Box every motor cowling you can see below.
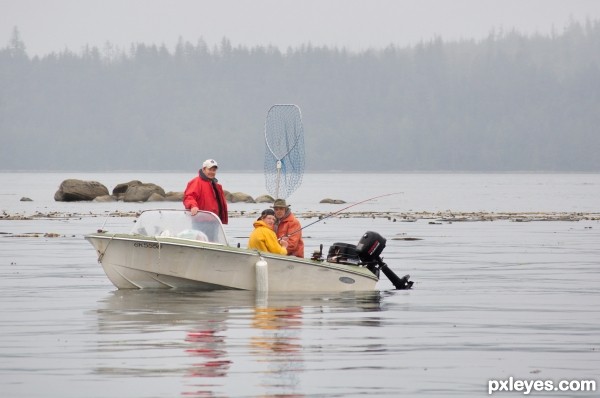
[327,242,361,265]
[355,231,387,262]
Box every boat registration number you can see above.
[133,242,159,249]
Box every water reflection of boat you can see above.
[185,326,231,378]
[94,289,383,395]
[251,305,304,353]
[250,304,305,393]
[96,289,383,323]
[95,290,235,381]
[85,209,413,292]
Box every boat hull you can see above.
[85,233,378,292]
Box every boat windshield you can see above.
[130,210,229,245]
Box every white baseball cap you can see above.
[202,159,218,169]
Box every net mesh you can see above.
[264,104,305,199]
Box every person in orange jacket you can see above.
[248,209,288,254]
[183,159,228,224]
[272,199,304,258]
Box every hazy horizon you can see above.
[3,0,600,56]
[2,2,600,173]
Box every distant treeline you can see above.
[1,22,600,172]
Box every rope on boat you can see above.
[97,234,116,263]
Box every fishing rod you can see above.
[284,192,401,238]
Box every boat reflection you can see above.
[250,298,305,394]
[94,289,383,396]
[185,321,231,378]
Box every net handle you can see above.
[275,160,282,200]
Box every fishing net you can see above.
[264,104,305,199]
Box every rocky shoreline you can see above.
[13,178,586,222]
[2,209,599,222]
[4,180,600,223]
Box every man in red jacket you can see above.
[183,159,228,224]
[273,199,304,258]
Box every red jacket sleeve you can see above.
[183,178,200,210]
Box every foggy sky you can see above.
[2,0,600,56]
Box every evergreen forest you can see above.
[1,21,599,172]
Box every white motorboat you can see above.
[85,209,413,292]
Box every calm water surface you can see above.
[1,173,599,397]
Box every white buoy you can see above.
[255,257,268,292]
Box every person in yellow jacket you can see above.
[248,209,288,255]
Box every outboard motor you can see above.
[356,231,413,290]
